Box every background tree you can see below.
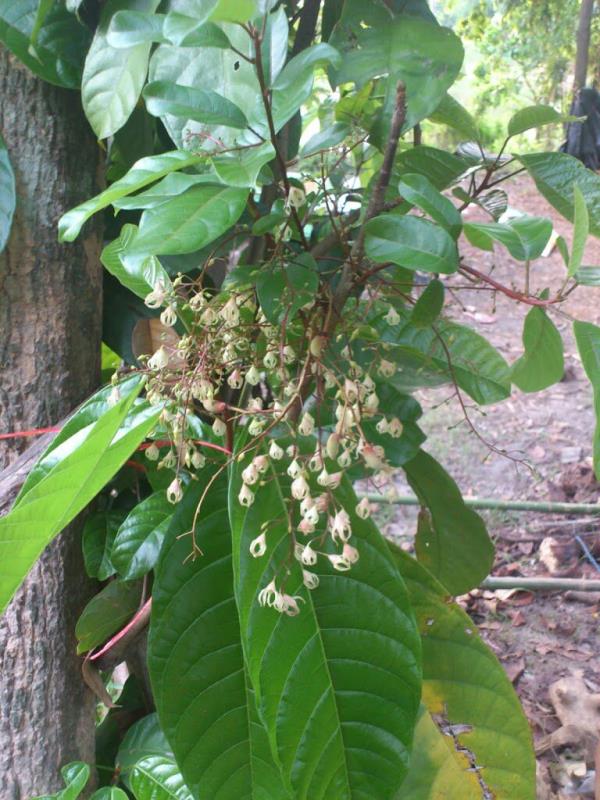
[0,41,102,796]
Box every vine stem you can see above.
[459,263,566,307]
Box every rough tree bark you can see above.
[0,45,103,798]
[574,0,595,92]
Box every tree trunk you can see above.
[574,0,595,92]
[0,45,103,798]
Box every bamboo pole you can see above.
[360,494,600,516]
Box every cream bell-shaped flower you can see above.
[291,475,310,500]
[258,579,279,607]
[191,450,206,469]
[330,510,352,543]
[166,477,183,505]
[308,450,323,473]
[337,449,352,468]
[302,569,320,590]
[274,592,304,616]
[300,496,314,516]
[269,441,284,460]
[361,443,386,470]
[342,543,360,564]
[388,417,404,438]
[326,433,340,460]
[242,463,259,486]
[220,296,239,326]
[304,505,319,526]
[148,346,169,370]
[160,305,178,327]
[378,359,396,377]
[297,518,315,536]
[145,442,160,461]
[355,497,371,519]
[246,365,261,386]
[287,459,302,479]
[298,412,315,436]
[227,369,243,390]
[253,454,269,474]
[144,279,167,309]
[385,306,401,325]
[300,543,318,566]
[327,553,351,571]
[249,532,267,558]
[212,418,227,437]
[238,483,255,507]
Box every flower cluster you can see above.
[138,272,406,613]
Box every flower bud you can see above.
[166,477,183,504]
[249,532,267,558]
[212,418,227,437]
[238,483,255,507]
[145,443,160,461]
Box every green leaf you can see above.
[208,0,257,23]
[143,81,248,128]
[398,174,462,237]
[229,460,422,799]
[82,510,126,580]
[112,172,217,211]
[75,578,141,654]
[82,0,160,140]
[429,93,480,142]
[507,104,571,138]
[393,548,536,799]
[364,215,459,274]
[395,146,472,190]
[102,227,172,299]
[0,133,15,253]
[148,476,291,798]
[300,122,350,156]
[0,382,160,614]
[397,706,483,798]
[256,253,319,324]
[111,491,174,579]
[576,266,600,285]
[511,307,564,393]
[117,713,173,777]
[59,150,206,242]
[212,141,275,187]
[29,0,54,49]
[574,321,600,479]
[126,184,248,257]
[271,43,342,131]
[163,14,230,47]
[90,789,129,800]
[520,151,600,238]
[107,9,166,47]
[32,762,90,800]
[130,756,193,800]
[333,12,463,142]
[411,279,445,327]
[0,0,91,89]
[569,184,589,277]
[383,313,511,404]
[403,450,494,595]
[464,217,553,261]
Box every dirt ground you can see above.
[382,175,600,798]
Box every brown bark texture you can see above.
[0,44,103,798]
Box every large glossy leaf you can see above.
[574,321,600,478]
[395,146,473,190]
[75,578,141,654]
[256,254,319,324]
[403,450,494,595]
[384,314,511,404]
[113,172,217,210]
[102,227,173,299]
[91,789,129,800]
[148,476,291,799]
[229,460,422,800]
[107,9,166,46]
[393,548,536,799]
[32,762,90,800]
[163,14,230,47]
[364,215,459,274]
[130,756,194,800]
[429,93,480,142]
[82,509,127,580]
[143,81,248,128]
[507,104,570,138]
[332,7,463,142]
[111,491,174,579]
[398,173,462,238]
[520,151,600,238]
[0,0,91,89]
[59,150,206,242]
[117,713,173,777]
[569,184,589,277]
[82,0,160,140]
[511,307,564,393]
[0,383,160,614]
[212,142,275,187]
[0,133,15,253]
[396,706,482,798]
[464,217,553,261]
[125,184,248,257]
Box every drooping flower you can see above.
[355,497,371,519]
[298,412,315,436]
[385,306,401,325]
[302,569,319,590]
[220,296,239,326]
[212,418,227,437]
[291,475,310,500]
[269,441,284,460]
[327,553,351,571]
[300,543,318,566]
[242,463,259,485]
[246,365,261,386]
[249,532,267,558]
[166,477,183,504]
[145,442,160,462]
[148,346,169,370]
[160,305,178,327]
[258,579,279,607]
[144,279,168,309]
[342,543,360,564]
[238,483,255,507]
[330,510,352,543]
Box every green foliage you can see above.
[511,307,564,393]
[574,321,600,479]
[32,762,90,800]
[8,1,599,797]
